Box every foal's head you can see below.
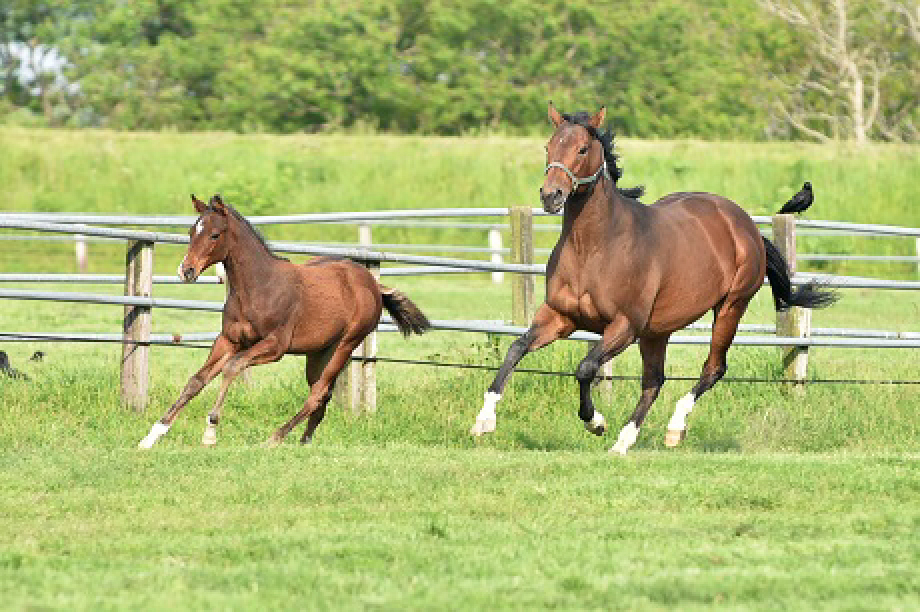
[178,194,232,283]
[540,102,608,213]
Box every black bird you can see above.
[0,351,30,380]
[30,350,45,362]
[777,181,813,215]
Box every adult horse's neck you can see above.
[560,174,632,243]
[221,212,280,296]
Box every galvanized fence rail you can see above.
[2,209,919,412]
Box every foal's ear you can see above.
[191,193,207,214]
[548,101,564,128]
[588,106,606,129]
[209,194,227,215]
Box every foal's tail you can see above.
[763,237,838,312]
[380,287,431,337]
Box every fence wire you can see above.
[2,332,918,386]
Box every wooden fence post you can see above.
[122,240,154,411]
[489,227,504,284]
[510,207,534,326]
[773,214,810,383]
[346,224,378,415]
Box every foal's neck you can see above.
[221,219,279,294]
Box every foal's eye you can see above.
[578,145,589,155]
[210,232,220,240]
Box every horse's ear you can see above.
[548,101,564,128]
[209,194,227,215]
[191,193,207,214]
[588,106,606,129]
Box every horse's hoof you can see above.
[608,443,629,456]
[201,429,217,447]
[584,422,606,436]
[583,412,607,436]
[470,418,496,436]
[664,428,686,448]
[262,436,282,448]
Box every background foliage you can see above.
[2,0,917,140]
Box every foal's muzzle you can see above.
[178,260,198,283]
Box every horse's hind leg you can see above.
[610,335,668,455]
[665,297,750,447]
[471,305,575,436]
[299,346,336,445]
[268,339,357,447]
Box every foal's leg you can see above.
[471,305,575,436]
[267,339,358,447]
[204,334,288,447]
[665,298,749,447]
[574,316,636,436]
[610,335,668,455]
[299,346,336,445]
[139,334,236,449]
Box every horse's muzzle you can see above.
[540,186,567,214]
[178,262,198,283]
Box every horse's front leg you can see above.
[138,334,236,449]
[206,333,288,447]
[574,316,636,437]
[471,305,574,436]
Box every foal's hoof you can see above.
[664,428,686,448]
[201,427,217,447]
[470,418,496,437]
[262,436,283,449]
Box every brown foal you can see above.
[139,194,429,448]
[471,103,835,454]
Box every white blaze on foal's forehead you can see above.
[194,219,204,236]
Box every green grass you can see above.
[2,130,920,609]
[1,447,918,610]
[2,128,920,279]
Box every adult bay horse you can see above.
[471,103,835,455]
[139,194,430,449]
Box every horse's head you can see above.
[178,194,231,283]
[540,102,607,213]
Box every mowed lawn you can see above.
[1,446,918,611]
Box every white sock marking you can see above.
[471,392,501,435]
[584,410,606,433]
[138,421,170,449]
[668,393,696,431]
[477,391,500,422]
[610,422,639,455]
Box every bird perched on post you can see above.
[777,181,813,215]
[0,350,30,380]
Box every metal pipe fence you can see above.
[2,209,919,410]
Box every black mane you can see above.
[560,111,645,201]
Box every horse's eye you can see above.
[578,145,589,155]
[210,232,220,240]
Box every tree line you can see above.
[2,0,917,141]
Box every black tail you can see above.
[763,237,837,311]
[380,287,431,337]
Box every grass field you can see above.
[1,129,919,609]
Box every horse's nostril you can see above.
[183,267,196,281]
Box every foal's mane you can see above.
[209,201,288,261]
[560,111,645,201]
